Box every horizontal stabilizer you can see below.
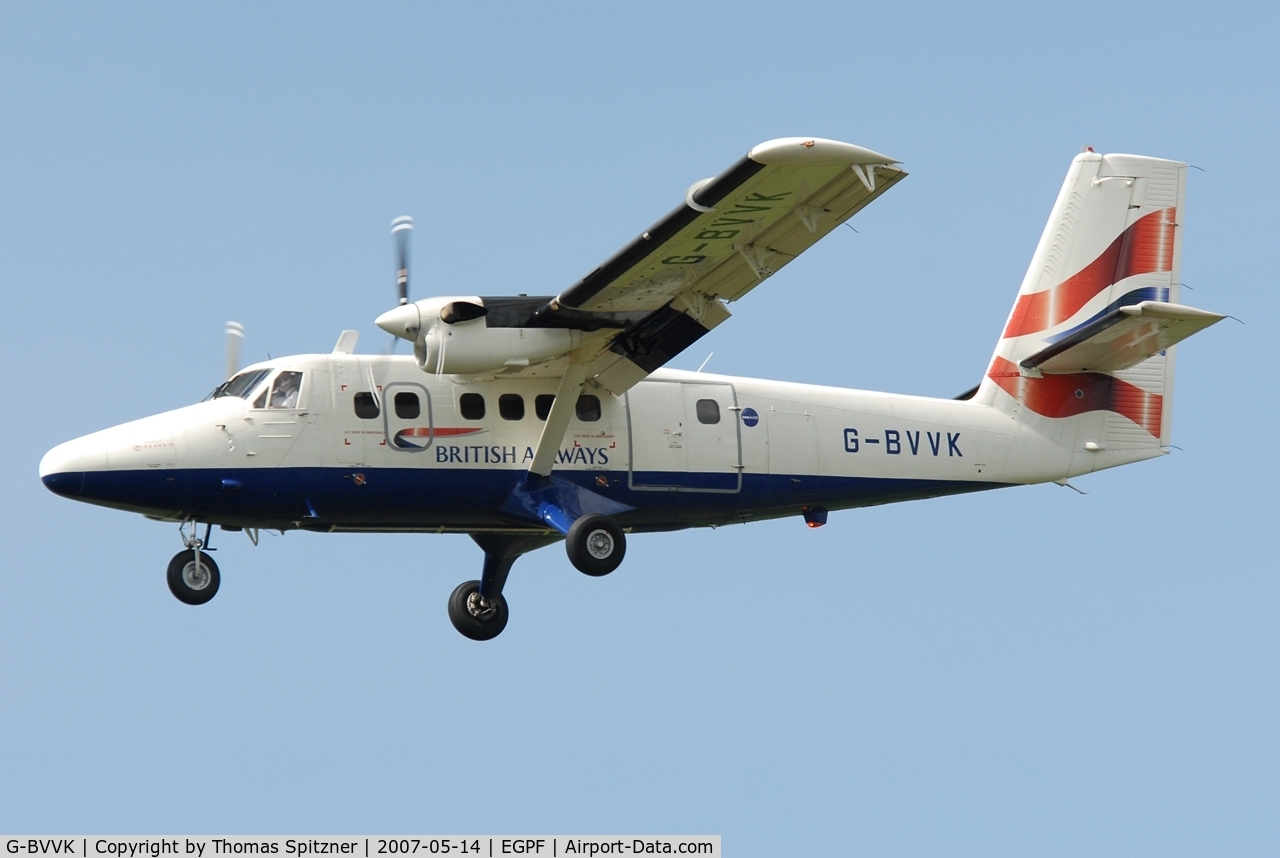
[1019,301,1224,375]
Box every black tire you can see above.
[566,514,626,577]
[448,580,509,641]
[167,549,221,605]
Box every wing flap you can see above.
[584,293,733,394]
[1020,301,1224,375]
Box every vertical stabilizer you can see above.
[977,151,1187,474]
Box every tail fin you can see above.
[977,151,1220,473]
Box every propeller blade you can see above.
[225,321,245,381]
[391,215,413,306]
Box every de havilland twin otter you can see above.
[39,137,1223,639]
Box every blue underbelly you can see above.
[52,467,1003,531]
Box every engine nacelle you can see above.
[419,318,584,374]
[378,296,587,375]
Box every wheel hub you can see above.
[182,561,211,591]
[586,529,614,560]
[466,591,497,620]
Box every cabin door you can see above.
[626,380,741,493]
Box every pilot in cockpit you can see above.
[269,371,302,409]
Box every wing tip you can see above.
[748,137,898,166]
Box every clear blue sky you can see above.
[2,2,1276,854]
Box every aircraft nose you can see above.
[39,437,108,498]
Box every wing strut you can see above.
[528,358,591,479]
[505,350,637,538]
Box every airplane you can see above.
[39,137,1224,640]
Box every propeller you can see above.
[388,216,414,353]
[376,213,490,371]
[225,321,245,381]
[392,215,413,304]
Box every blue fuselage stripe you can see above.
[43,467,1006,532]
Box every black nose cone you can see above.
[42,472,85,498]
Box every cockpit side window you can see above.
[207,368,271,401]
[269,371,303,408]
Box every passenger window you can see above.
[269,371,303,409]
[394,391,420,419]
[459,393,485,420]
[696,399,720,424]
[576,394,601,422]
[354,392,380,419]
[499,393,525,420]
[535,394,555,421]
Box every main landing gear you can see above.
[447,580,508,641]
[566,514,626,577]
[167,520,221,605]
[448,533,552,642]
[448,517,627,641]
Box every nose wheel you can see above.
[167,549,221,605]
[167,519,221,605]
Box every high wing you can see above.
[373,138,907,481]
[545,137,906,393]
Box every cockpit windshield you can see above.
[206,368,271,401]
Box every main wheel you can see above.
[167,549,221,605]
[448,580,509,641]
[566,514,626,577]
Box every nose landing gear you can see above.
[167,520,221,605]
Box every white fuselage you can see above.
[39,353,1153,534]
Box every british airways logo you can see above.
[844,428,962,457]
[434,444,612,465]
